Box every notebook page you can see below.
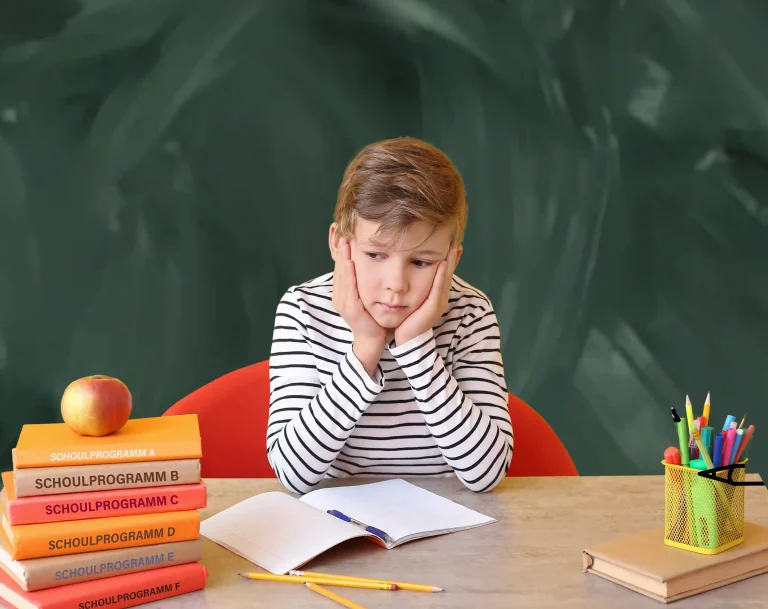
[200,492,371,574]
[300,479,496,544]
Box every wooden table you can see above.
[167,474,768,609]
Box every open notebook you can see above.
[200,479,496,574]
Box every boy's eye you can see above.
[413,260,433,268]
[365,252,384,260]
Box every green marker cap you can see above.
[689,458,707,471]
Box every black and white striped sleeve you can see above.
[267,287,385,494]
[389,302,513,492]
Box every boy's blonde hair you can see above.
[334,136,467,247]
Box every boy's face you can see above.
[330,218,462,329]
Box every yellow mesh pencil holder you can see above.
[662,459,747,555]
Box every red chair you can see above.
[163,361,578,479]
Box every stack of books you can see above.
[0,414,208,608]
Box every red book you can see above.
[1,472,207,526]
[0,561,207,609]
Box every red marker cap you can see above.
[664,446,681,465]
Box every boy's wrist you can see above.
[390,328,433,353]
[352,338,385,378]
[393,325,426,347]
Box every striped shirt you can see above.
[267,272,514,494]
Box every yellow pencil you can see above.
[307,582,369,609]
[685,395,695,431]
[238,572,396,590]
[702,392,711,427]
[288,569,443,593]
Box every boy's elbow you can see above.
[271,465,317,495]
[458,447,512,493]
[275,475,310,495]
[458,474,503,493]
[268,456,324,496]
[457,468,507,493]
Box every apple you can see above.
[60,375,133,436]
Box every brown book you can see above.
[582,521,768,603]
[12,459,201,498]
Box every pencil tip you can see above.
[706,391,710,403]
[434,587,444,592]
[237,573,247,578]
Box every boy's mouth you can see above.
[377,303,407,312]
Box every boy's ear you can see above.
[453,244,463,271]
[328,223,341,260]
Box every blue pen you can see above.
[327,510,395,545]
[730,429,744,465]
[713,432,724,468]
[722,415,735,432]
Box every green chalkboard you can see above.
[1,0,767,482]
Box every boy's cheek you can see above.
[409,292,430,311]
[355,277,376,304]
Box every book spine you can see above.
[12,459,201,498]
[22,539,203,592]
[14,415,202,469]
[15,441,202,469]
[6,483,207,525]
[46,562,208,609]
[6,510,200,560]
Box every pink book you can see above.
[0,561,207,609]
[1,472,206,526]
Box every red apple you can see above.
[60,375,133,436]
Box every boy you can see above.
[267,137,513,494]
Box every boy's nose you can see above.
[384,267,408,294]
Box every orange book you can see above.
[13,415,201,468]
[1,507,200,560]
[0,561,207,609]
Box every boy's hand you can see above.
[333,238,387,376]
[393,247,460,347]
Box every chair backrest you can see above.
[505,392,578,477]
[163,361,578,478]
[164,361,275,478]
